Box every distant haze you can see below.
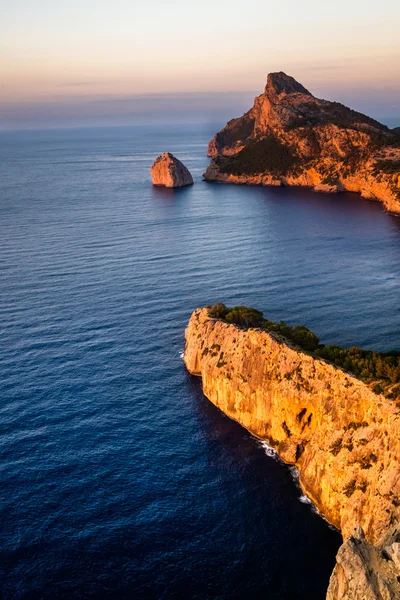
[1,0,399,129]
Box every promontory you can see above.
[151,152,193,188]
[184,304,400,599]
[204,72,400,214]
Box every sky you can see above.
[1,0,400,129]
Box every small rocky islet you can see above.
[150,152,193,188]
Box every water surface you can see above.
[1,124,400,599]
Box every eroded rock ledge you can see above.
[204,72,400,214]
[184,307,400,598]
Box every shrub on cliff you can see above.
[207,303,400,397]
[209,303,319,350]
[313,346,400,390]
[372,160,400,176]
[225,306,264,328]
[262,320,320,352]
[286,325,320,352]
[209,302,229,319]
[219,135,297,176]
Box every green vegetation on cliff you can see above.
[208,303,400,398]
[218,135,298,176]
[372,159,400,176]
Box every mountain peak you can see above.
[204,72,400,213]
[265,72,312,97]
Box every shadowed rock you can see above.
[150,152,193,188]
[327,526,400,600]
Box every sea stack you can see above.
[204,71,400,214]
[150,152,193,188]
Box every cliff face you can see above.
[184,308,400,545]
[184,307,400,598]
[326,526,400,599]
[150,152,193,188]
[204,72,400,214]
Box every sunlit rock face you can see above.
[150,152,193,188]
[204,72,400,214]
[184,307,400,599]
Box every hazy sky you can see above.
[1,0,400,128]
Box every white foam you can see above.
[179,349,184,359]
[288,465,321,515]
[257,437,337,529]
[259,440,279,459]
[299,494,313,505]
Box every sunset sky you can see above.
[1,0,400,129]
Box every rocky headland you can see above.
[204,72,400,214]
[184,305,400,599]
[150,152,193,188]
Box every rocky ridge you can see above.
[184,307,400,599]
[204,72,400,214]
[150,152,193,188]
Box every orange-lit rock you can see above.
[204,72,400,214]
[150,152,193,188]
[184,307,400,598]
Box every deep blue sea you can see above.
[1,124,400,599]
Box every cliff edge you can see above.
[204,72,400,214]
[184,307,400,598]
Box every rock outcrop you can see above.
[327,526,400,600]
[184,307,400,598]
[204,72,400,214]
[150,152,193,188]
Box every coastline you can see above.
[184,306,400,598]
[256,436,340,530]
[203,167,400,216]
[203,72,400,216]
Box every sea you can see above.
[1,123,400,599]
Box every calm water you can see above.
[1,124,400,599]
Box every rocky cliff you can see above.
[204,72,400,214]
[184,307,400,598]
[150,152,193,187]
[327,526,400,600]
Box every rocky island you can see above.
[184,305,400,599]
[150,152,193,188]
[204,72,400,214]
